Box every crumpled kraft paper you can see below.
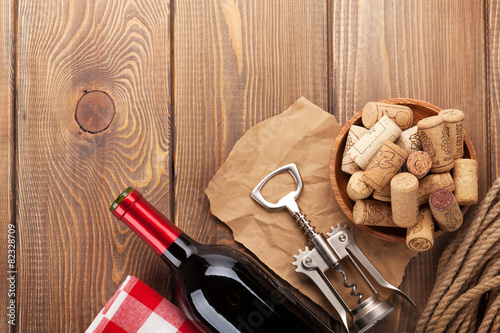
[205,97,417,318]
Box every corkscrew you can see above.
[251,163,415,333]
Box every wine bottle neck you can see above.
[110,188,183,256]
[161,234,197,269]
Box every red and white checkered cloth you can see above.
[87,276,201,333]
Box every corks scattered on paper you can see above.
[205,97,417,318]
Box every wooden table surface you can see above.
[1,1,499,332]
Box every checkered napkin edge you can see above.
[86,276,201,333]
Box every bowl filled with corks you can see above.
[329,98,478,250]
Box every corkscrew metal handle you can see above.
[252,163,416,333]
[251,163,303,212]
[251,163,318,239]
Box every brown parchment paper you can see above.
[205,97,417,318]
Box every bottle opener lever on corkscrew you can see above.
[251,163,416,333]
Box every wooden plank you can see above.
[487,0,500,180]
[173,0,333,327]
[331,0,488,196]
[16,1,172,331]
[0,0,15,332]
[331,1,487,332]
[173,0,328,242]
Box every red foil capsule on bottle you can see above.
[111,188,182,255]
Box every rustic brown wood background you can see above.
[1,0,498,332]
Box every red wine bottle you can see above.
[110,187,332,333]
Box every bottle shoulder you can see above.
[175,246,317,333]
[181,244,277,287]
[178,245,259,282]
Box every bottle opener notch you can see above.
[251,163,415,333]
[251,163,302,211]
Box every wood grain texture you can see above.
[331,1,487,332]
[16,1,172,331]
[173,0,334,328]
[0,1,14,332]
[5,0,496,332]
[487,0,500,180]
[331,0,488,197]
[173,0,328,246]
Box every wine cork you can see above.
[429,189,463,232]
[347,171,374,201]
[373,185,391,202]
[362,141,408,192]
[394,126,422,154]
[418,116,454,173]
[353,200,397,227]
[406,206,434,252]
[452,158,478,205]
[348,115,403,170]
[406,151,432,179]
[390,173,419,228]
[362,102,413,130]
[439,109,464,159]
[418,173,455,205]
[341,125,369,175]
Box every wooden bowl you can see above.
[329,98,477,243]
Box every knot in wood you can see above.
[75,91,115,133]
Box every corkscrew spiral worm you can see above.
[335,266,364,304]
